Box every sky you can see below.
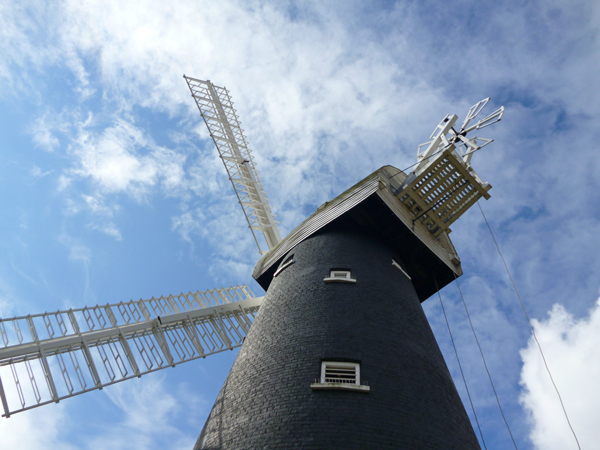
[0,0,599,448]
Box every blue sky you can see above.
[1,0,599,448]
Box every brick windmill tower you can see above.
[0,79,502,449]
[189,86,504,449]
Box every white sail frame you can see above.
[184,76,282,254]
[0,285,262,417]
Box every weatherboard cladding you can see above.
[253,165,462,301]
[252,169,382,282]
[194,226,480,449]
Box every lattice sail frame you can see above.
[396,99,503,237]
[184,76,281,254]
[397,148,491,237]
[0,285,262,417]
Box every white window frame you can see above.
[392,259,411,280]
[323,270,356,283]
[274,254,295,277]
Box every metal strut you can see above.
[184,75,282,254]
[0,285,263,417]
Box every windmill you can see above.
[0,77,503,449]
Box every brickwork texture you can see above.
[194,221,481,449]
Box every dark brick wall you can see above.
[195,223,480,449]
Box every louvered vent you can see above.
[335,271,348,278]
[323,362,358,384]
[311,361,369,392]
[323,270,356,283]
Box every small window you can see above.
[311,361,370,392]
[274,253,295,277]
[323,270,356,283]
[392,259,411,280]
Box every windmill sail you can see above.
[184,76,282,254]
[397,99,504,237]
[0,285,262,417]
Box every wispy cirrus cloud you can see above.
[86,376,204,450]
[30,165,52,178]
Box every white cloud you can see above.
[67,118,187,199]
[0,1,599,449]
[70,120,155,193]
[78,195,123,240]
[31,113,61,152]
[171,195,260,278]
[89,222,122,241]
[520,298,600,449]
[59,235,92,265]
[28,0,445,209]
[30,165,52,178]
[85,376,202,450]
[57,174,73,191]
[0,373,202,450]
[0,404,77,450]
[57,234,93,304]
[82,194,114,217]
[0,277,19,318]
[171,210,204,246]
